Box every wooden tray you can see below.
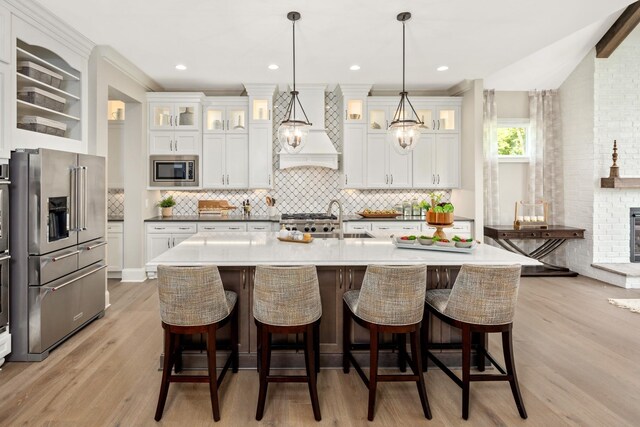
[277,236,314,244]
[357,212,402,218]
[393,240,477,253]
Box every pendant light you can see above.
[278,11,312,154]
[387,12,423,155]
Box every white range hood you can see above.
[279,84,339,170]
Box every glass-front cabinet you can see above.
[368,106,388,133]
[149,101,200,131]
[251,98,271,122]
[345,98,364,123]
[437,106,459,132]
[203,99,248,133]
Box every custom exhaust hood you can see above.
[279,84,339,169]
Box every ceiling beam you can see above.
[596,1,640,58]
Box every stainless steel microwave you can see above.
[149,155,199,187]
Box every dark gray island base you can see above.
[171,265,478,370]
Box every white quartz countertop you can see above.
[146,232,540,269]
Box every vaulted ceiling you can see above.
[36,0,634,92]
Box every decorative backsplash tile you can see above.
[108,188,124,217]
[163,90,450,216]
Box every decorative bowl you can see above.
[435,240,455,247]
[418,238,434,246]
[349,113,361,120]
[455,241,474,248]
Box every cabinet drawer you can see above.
[345,222,372,232]
[541,230,584,238]
[198,223,247,232]
[29,247,79,286]
[499,231,541,238]
[248,223,271,232]
[78,240,107,269]
[146,223,197,234]
[107,222,123,233]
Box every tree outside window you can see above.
[497,120,529,158]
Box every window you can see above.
[497,119,529,161]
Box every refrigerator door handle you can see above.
[78,166,88,231]
[48,264,108,293]
[70,167,78,231]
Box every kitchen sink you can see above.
[310,232,373,239]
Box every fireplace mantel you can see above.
[600,177,640,188]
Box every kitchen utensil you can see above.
[277,236,313,244]
[266,196,273,207]
[357,211,401,218]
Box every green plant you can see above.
[420,200,431,211]
[157,195,176,208]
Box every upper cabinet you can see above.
[412,101,460,133]
[11,16,89,152]
[203,98,248,134]
[149,101,200,131]
[0,4,10,64]
[244,84,275,189]
[337,85,371,189]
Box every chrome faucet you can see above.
[327,199,344,240]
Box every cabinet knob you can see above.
[573,232,579,237]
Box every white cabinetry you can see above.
[338,85,370,189]
[248,222,272,232]
[413,133,460,188]
[422,221,472,239]
[107,222,123,276]
[245,84,275,188]
[366,134,412,188]
[0,4,9,64]
[202,133,249,189]
[411,98,461,189]
[145,222,197,262]
[0,62,8,159]
[147,93,203,155]
[12,16,89,152]
[345,219,473,239]
[197,222,247,232]
[203,100,247,133]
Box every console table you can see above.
[484,225,585,277]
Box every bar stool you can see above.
[343,264,432,421]
[422,264,527,420]
[154,265,239,422]
[253,265,322,421]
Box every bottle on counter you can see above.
[411,198,421,217]
[402,200,412,217]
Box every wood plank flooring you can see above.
[0,275,639,426]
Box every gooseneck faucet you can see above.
[327,199,344,240]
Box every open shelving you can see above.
[15,39,82,141]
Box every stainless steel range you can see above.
[280,213,339,233]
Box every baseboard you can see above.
[107,271,122,279]
[121,268,147,282]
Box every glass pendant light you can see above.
[388,12,423,155]
[278,11,312,154]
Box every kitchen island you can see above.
[146,232,539,369]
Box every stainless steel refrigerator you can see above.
[9,148,107,361]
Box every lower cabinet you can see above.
[145,223,197,262]
[107,222,123,276]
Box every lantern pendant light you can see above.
[278,11,312,154]
[387,12,423,155]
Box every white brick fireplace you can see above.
[559,27,640,288]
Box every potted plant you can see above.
[157,195,176,217]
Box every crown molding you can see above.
[4,0,94,57]
[96,45,162,92]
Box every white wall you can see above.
[89,46,161,282]
[559,50,596,275]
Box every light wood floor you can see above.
[0,275,639,426]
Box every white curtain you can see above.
[528,90,564,263]
[528,90,563,224]
[483,90,500,226]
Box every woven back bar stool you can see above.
[155,265,239,422]
[253,265,322,421]
[342,264,432,421]
[422,264,527,420]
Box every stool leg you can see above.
[462,324,471,420]
[314,320,320,374]
[421,309,430,371]
[173,334,182,374]
[256,321,262,373]
[367,325,379,422]
[256,324,270,421]
[206,324,221,421]
[476,332,486,372]
[502,327,528,419]
[397,333,407,373]
[231,305,239,373]
[154,328,175,421]
[342,301,351,374]
[305,324,322,421]
[410,329,432,420]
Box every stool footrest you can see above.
[378,374,419,382]
[267,375,309,383]
[169,375,209,383]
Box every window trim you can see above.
[497,118,530,161]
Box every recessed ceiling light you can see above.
[268,64,279,70]
[437,65,449,71]
[350,65,361,71]
[175,64,187,71]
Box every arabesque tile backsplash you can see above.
[160,90,450,216]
